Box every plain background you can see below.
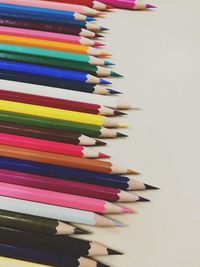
[1,1,200,267]
[77,1,200,267]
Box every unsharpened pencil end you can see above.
[95,139,107,146]
[114,110,128,116]
[137,196,150,202]
[100,79,112,85]
[146,4,157,8]
[116,132,128,138]
[104,60,115,66]
[144,183,159,190]
[107,248,123,255]
[99,152,110,159]
[111,71,124,77]
[108,89,122,95]
[127,169,140,175]
[94,41,106,47]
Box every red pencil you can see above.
[0,132,109,158]
[0,89,124,116]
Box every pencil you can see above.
[0,209,88,235]
[0,34,111,56]
[0,111,126,138]
[0,181,132,213]
[0,157,158,191]
[0,26,105,46]
[0,0,103,17]
[0,121,106,146]
[0,53,119,77]
[0,257,48,267]
[0,244,109,267]
[0,18,99,38]
[0,44,113,65]
[0,132,109,158]
[0,70,120,94]
[94,0,156,10]
[0,169,144,202]
[0,60,111,84]
[0,226,122,256]
[0,89,124,116]
[1,80,131,109]
[0,195,123,226]
[0,100,126,128]
[0,145,136,174]
[0,3,95,22]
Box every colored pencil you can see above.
[0,111,126,138]
[0,257,48,267]
[0,169,144,202]
[0,44,112,66]
[0,3,95,22]
[0,122,106,146]
[0,100,126,128]
[0,70,118,95]
[0,0,103,17]
[0,244,109,267]
[0,53,119,78]
[0,145,136,174]
[0,157,158,191]
[0,18,100,38]
[0,13,102,31]
[0,34,111,56]
[94,0,156,9]
[1,80,131,109]
[0,133,108,158]
[0,89,121,116]
[0,181,132,213]
[0,26,104,46]
[0,60,111,84]
[0,195,122,226]
[42,0,112,10]
[0,209,88,235]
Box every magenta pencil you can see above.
[97,0,156,9]
[0,26,104,46]
[0,0,103,16]
[0,132,108,159]
[0,181,133,213]
[0,169,140,202]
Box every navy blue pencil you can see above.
[0,3,96,22]
[0,157,157,191]
[0,70,118,95]
[0,60,111,84]
[0,243,108,267]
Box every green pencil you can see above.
[0,111,127,138]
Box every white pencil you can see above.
[0,196,123,227]
[1,80,131,110]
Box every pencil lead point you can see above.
[111,218,124,226]
[95,139,107,146]
[111,71,124,77]
[114,110,127,116]
[108,89,121,95]
[144,183,159,190]
[101,26,109,31]
[96,11,104,16]
[137,196,150,202]
[106,5,114,9]
[87,17,97,22]
[127,169,140,175]
[122,207,134,213]
[116,132,128,138]
[146,4,157,9]
[107,248,123,255]
[94,41,105,47]
[96,33,104,38]
[100,52,112,57]
[100,79,112,85]
[99,152,110,159]
[74,228,91,234]
[104,60,115,66]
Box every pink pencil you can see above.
[0,132,109,159]
[0,26,104,47]
[98,0,156,9]
[0,181,133,213]
[0,0,103,16]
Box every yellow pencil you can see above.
[0,34,111,57]
[0,256,49,267]
[0,100,127,128]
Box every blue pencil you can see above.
[0,60,111,84]
[0,3,95,22]
[0,157,157,191]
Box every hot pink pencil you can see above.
[98,0,156,9]
[0,181,133,213]
[0,132,109,159]
[0,0,103,16]
[0,26,104,47]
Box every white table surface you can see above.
[76,1,200,267]
[1,1,200,266]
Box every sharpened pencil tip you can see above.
[104,60,115,66]
[74,228,91,234]
[94,41,105,47]
[116,132,128,138]
[95,139,107,146]
[99,52,112,57]
[146,3,157,8]
[107,248,123,255]
[122,207,134,213]
[96,11,104,16]
[118,122,128,128]
[87,17,97,22]
[106,5,114,9]
[137,196,150,202]
[99,152,110,159]
[114,110,127,116]
[97,262,111,267]
[144,183,159,190]
[101,26,109,31]
[127,169,140,175]
[108,89,122,95]
[100,79,112,85]
[111,71,124,77]
[96,33,104,38]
